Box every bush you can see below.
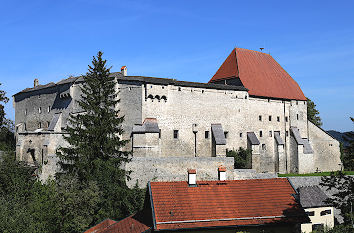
[226,147,252,169]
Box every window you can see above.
[25,109,27,115]
[47,121,50,128]
[320,209,331,216]
[159,129,161,139]
[269,115,272,121]
[259,115,262,121]
[245,95,247,99]
[277,116,280,122]
[48,106,51,113]
[259,131,263,137]
[224,131,228,139]
[38,95,41,99]
[173,130,179,139]
[269,131,272,137]
[178,87,181,91]
[285,116,288,122]
[262,144,266,150]
[286,130,289,137]
[24,123,27,131]
[38,122,41,129]
[297,114,299,120]
[296,101,298,105]
[38,107,42,114]
[240,132,242,137]
[205,131,209,139]
[306,211,315,216]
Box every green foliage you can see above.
[57,51,144,224]
[0,53,146,232]
[0,82,9,127]
[320,171,354,226]
[307,97,323,127]
[227,147,252,169]
[310,224,353,233]
[341,117,354,171]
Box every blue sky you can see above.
[0,0,353,131]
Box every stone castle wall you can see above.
[13,74,341,181]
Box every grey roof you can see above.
[48,113,61,131]
[299,186,330,208]
[303,139,314,154]
[118,75,248,91]
[15,71,248,97]
[247,132,260,145]
[290,127,313,154]
[274,132,284,145]
[290,127,304,145]
[132,118,160,134]
[211,124,226,145]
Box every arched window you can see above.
[155,95,160,101]
[147,94,154,99]
[161,96,167,102]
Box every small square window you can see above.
[320,209,331,216]
[277,116,280,122]
[306,211,315,216]
[269,116,272,121]
[259,131,263,137]
[259,115,262,121]
[205,131,209,139]
[240,132,242,137]
[262,144,266,150]
[224,131,228,139]
[173,130,179,139]
[269,131,272,137]
[285,116,288,122]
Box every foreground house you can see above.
[85,172,309,233]
[299,186,334,233]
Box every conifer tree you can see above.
[57,51,130,184]
[307,97,323,127]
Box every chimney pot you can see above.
[121,66,127,76]
[34,78,39,87]
[188,169,196,186]
[218,166,226,181]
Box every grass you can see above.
[278,171,354,177]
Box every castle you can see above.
[13,48,341,186]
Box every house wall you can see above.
[301,206,334,233]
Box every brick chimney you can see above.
[34,78,39,87]
[218,166,226,181]
[121,66,127,76]
[188,169,196,186]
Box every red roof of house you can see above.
[84,213,151,233]
[149,178,308,231]
[209,48,306,101]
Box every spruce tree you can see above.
[57,52,132,220]
[58,51,129,182]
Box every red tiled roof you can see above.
[149,178,308,231]
[85,219,117,233]
[209,48,306,101]
[85,213,151,233]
